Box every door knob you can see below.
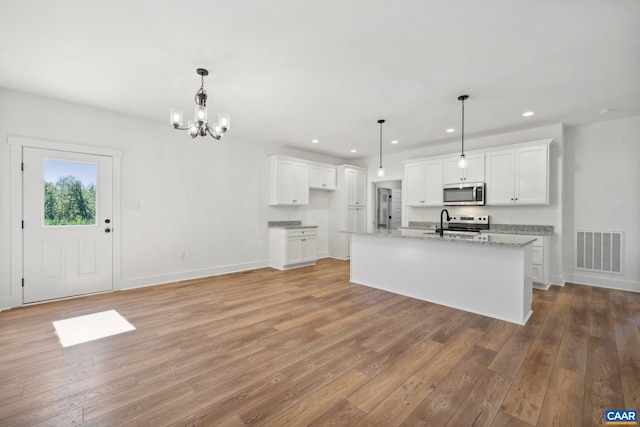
[105,228,111,233]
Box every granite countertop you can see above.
[341,229,536,248]
[405,221,553,236]
[268,221,319,229]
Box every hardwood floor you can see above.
[0,258,638,426]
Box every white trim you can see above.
[567,273,639,293]
[121,260,269,290]
[6,136,123,309]
[8,135,123,158]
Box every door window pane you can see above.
[43,159,97,226]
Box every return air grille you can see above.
[576,230,623,274]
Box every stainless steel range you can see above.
[439,215,489,235]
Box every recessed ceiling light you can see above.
[391,140,398,144]
[311,139,319,143]
[599,108,615,114]
[522,111,535,117]
[446,128,455,133]
[350,149,357,153]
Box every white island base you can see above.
[350,233,534,325]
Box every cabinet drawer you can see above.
[532,264,544,282]
[532,246,544,265]
[286,229,317,238]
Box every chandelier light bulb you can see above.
[170,108,183,127]
[377,166,385,177]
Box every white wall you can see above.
[564,116,640,292]
[363,124,565,285]
[0,88,343,309]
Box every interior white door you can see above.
[23,147,113,303]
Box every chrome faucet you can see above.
[440,209,451,237]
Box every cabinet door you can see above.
[486,149,515,205]
[347,207,366,233]
[276,159,309,205]
[346,168,366,206]
[444,154,484,184]
[443,157,464,184]
[423,160,443,205]
[405,162,426,206]
[465,154,485,182]
[309,165,336,190]
[301,236,317,262]
[286,237,303,264]
[292,162,310,204]
[515,145,548,204]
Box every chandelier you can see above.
[170,68,230,140]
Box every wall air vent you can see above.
[576,230,624,274]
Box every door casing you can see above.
[7,136,122,309]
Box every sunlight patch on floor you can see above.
[53,309,135,347]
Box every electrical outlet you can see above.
[178,250,186,260]
[612,204,623,212]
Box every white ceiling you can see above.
[1,0,639,159]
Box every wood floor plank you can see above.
[356,374,434,427]
[0,258,635,426]
[347,338,443,413]
[536,366,584,427]
[407,346,497,426]
[500,310,568,425]
[308,399,367,426]
[445,368,514,427]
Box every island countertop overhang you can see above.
[339,229,536,248]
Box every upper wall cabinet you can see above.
[309,163,337,190]
[443,154,485,184]
[405,159,443,206]
[486,143,549,205]
[269,156,310,206]
[345,167,367,206]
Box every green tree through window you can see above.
[44,175,96,226]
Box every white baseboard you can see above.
[566,272,640,293]
[120,259,270,290]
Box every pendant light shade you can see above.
[457,95,469,168]
[377,119,385,178]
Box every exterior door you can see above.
[23,147,113,303]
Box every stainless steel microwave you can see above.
[443,182,485,206]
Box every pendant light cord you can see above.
[378,119,385,168]
[379,122,383,167]
[461,97,465,156]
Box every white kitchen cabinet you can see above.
[484,233,550,289]
[345,167,367,206]
[486,143,549,205]
[309,163,337,190]
[268,156,309,205]
[443,154,484,184]
[347,206,367,233]
[269,227,317,270]
[404,159,443,206]
[328,165,367,259]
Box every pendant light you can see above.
[377,119,385,177]
[457,95,469,168]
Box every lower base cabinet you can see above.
[269,228,318,270]
[486,233,549,289]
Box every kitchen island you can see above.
[344,230,536,325]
